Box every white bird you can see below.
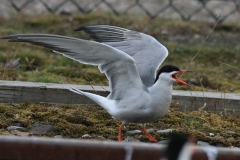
[1,25,191,142]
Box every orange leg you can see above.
[142,127,157,142]
[118,124,124,142]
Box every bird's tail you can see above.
[69,87,115,112]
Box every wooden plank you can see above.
[0,80,239,114]
[172,90,240,113]
[0,135,240,160]
[0,80,109,105]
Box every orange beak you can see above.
[171,70,191,86]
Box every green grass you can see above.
[0,13,239,93]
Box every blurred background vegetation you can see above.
[0,13,239,93]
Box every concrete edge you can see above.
[0,80,239,114]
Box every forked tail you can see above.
[69,87,115,113]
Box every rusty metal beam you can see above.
[0,136,240,160]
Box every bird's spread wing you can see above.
[1,34,148,100]
[76,25,169,87]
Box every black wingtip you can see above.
[0,36,10,39]
[8,39,19,42]
[74,26,86,31]
[0,35,20,42]
[1,35,19,40]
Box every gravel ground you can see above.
[1,0,240,22]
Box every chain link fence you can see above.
[1,0,240,23]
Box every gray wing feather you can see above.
[1,34,147,100]
[77,25,169,87]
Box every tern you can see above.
[1,25,191,142]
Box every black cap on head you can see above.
[154,65,180,83]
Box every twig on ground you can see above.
[197,103,206,113]
[73,61,109,93]
[218,61,240,71]
[182,13,222,75]
[90,82,97,94]
[2,49,9,80]
[218,62,228,111]
[199,76,206,103]
[179,13,221,111]
[192,116,210,124]
[73,61,98,94]
[189,89,198,109]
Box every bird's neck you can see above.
[149,77,174,95]
[147,77,173,114]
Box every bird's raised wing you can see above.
[76,25,169,87]
[1,34,147,100]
